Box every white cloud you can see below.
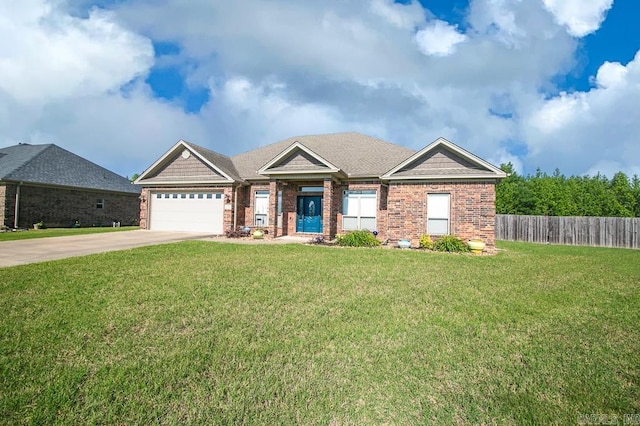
[415,20,467,56]
[0,0,153,103]
[595,61,628,88]
[541,0,613,37]
[0,0,637,180]
[524,50,640,176]
[370,0,425,29]
[528,91,589,135]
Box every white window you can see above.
[254,191,269,227]
[277,190,283,228]
[96,199,104,209]
[342,190,377,231]
[427,193,450,235]
[299,186,323,193]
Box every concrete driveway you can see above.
[0,230,212,267]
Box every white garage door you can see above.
[149,191,224,233]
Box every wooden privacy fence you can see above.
[495,215,640,249]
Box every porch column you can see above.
[269,180,278,238]
[322,179,334,239]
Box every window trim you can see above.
[342,190,377,231]
[254,190,269,227]
[427,193,450,235]
[96,199,104,209]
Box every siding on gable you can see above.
[266,150,328,172]
[144,151,226,182]
[394,146,491,177]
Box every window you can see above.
[427,193,450,235]
[180,193,186,199]
[277,190,283,228]
[299,186,323,193]
[96,199,104,209]
[254,191,269,226]
[156,193,162,199]
[198,193,204,199]
[342,190,376,230]
[206,193,213,199]
[189,193,195,199]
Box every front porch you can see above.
[265,179,337,239]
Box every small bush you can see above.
[432,235,469,252]
[419,234,433,249]
[336,230,381,247]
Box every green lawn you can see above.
[0,226,139,242]
[1,241,638,425]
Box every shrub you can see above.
[432,235,469,252]
[336,230,381,247]
[419,234,433,249]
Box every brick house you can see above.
[135,132,506,248]
[0,143,140,229]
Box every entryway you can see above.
[296,195,323,233]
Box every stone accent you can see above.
[386,181,497,249]
[2,183,139,229]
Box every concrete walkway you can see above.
[0,230,213,267]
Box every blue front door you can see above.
[296,196,323,233]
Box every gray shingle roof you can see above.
[182,141,242,181]
[232,132,416,180]
[0,143,140,194]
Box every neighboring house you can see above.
[0,143,140,229]
[135,132,506,248]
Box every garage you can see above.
[149,191,224,233]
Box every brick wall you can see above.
[387,181,497,249]
[2,183,139,228]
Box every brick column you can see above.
[323,179,334,239]
[269,180,278,238]
[139,188,149,229]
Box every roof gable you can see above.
[383,137,507,180]
[0,143,139,194]
[257,142,341,177]
[233,132,415,180]
[135,140,241,185]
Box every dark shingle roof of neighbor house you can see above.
[0,143,140,194]
[232,132,416,180]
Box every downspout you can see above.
[14,182,22,229]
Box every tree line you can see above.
[496,163,640,217]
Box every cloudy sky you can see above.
[1,0,639,179]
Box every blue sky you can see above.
[1,0,639,179]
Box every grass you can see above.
[0,226,139,242]
[0,241,638,424]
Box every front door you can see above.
[296,196,323,233]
